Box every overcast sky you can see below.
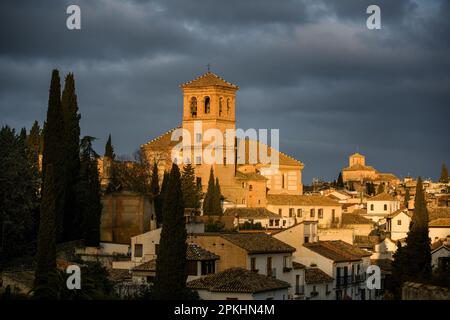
[1,0,449,183]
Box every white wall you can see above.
[429,227,450,243]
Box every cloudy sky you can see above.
[1,0,449,183]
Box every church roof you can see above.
[342,163,376,172]
[180,71,239,89]
[141,127,181,149]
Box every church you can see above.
[141,71,305,208]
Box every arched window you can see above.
[190,97,197,117]
[204,97,210,114]
[226,98,230,115]
[219,98,223,116]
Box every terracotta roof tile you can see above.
[180,72,239,89]
[187,243,220,261]
[429,218,450,227]
[293,261,306,269]
[267,194,340,206]
[369,192,397,202]
[221,233,295,254]
[224,207,280,219]
[303,240,371,262]
[342,213,374,225]
[187,267,290,293]
[305,268,334,284]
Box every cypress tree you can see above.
[150,162,161,224]
[440,163,449,183]
[61,73,81,241]
[40,70,66,244]
[34,164,57,297]
[404,188,410,208]
[213,177,223,215]
[377,183,385,194]
[152,164,187,300]
[181,163,201,212]
[403,177,431,280]
[77,136,102,247]
[336,172,344,190]
[156,171,170,226]
[203,167,216,215]
[104,134,115,160]
[0,127,38,268]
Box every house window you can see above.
[195,156,202,165]
[204,97,211,113]
[397,220,402,225]
[269,220,274,227]
[304,236,309,243]
[190,97,197,117]
[219,98,223,116]
[370,204,374,211]
[201,260,215,275]
[283,220,286,227]
[332,209,336,223]
[275,220,279,226]
[326,284,329,294]
[226,99,230,115]
[289,208,294,217]
[282,174,285,189]
[318,209,323,219]
[278,208,282,216]
[258,200,261,205]
[310,209,315,218]
[249,184,253,191]
[223,157,226,166]
[134,244,143,257]
[384,204,388,211]
[297,209,302,217]
[283,256,289,268]
[195,133,202,143]
[251,257,257,271]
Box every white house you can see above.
[223,207,285,229]
[429,218,450,243]
[386,209,411,241]
[187,267,290,300]
[299,240,375,300]
[364,193,401,223]
[304,267,334,300]
[266,194,342,228]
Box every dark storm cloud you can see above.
[0,0,449,182]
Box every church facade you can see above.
[141,71,304,208]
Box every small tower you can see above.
[349,152,365,167]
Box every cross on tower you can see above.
[206,63,211,72]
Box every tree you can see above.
[377,183,385,194]
[61,73,81,241]
[213,177,223,215]
[181,163,201,212]
[404,188,410,208]
[336,172,344,190]
[104,134,115,160]
[0,127,39,270]
[439,163,449,183]
[152,164,187,300]
[404,177,431,279]
[34,164,58,298]
[40,69,66,243]
[77,136,102,247]
[391,177,431,299]
[156,170,170,226]
[203,167,216,215]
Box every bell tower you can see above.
[180,71,238,134]
[179,71,239,191]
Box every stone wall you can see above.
[402,282,450,300]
